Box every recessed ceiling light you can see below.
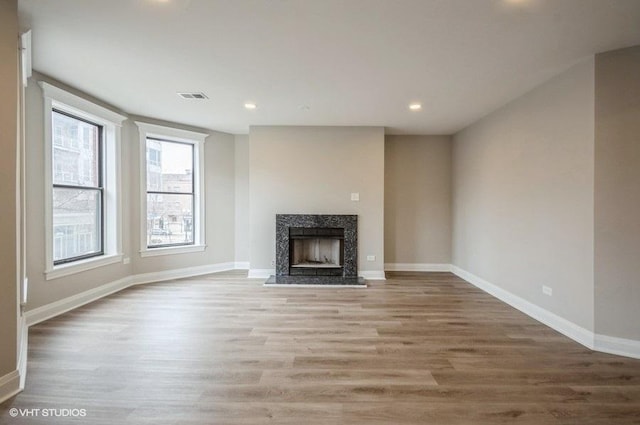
[244,102,257,110]
[409,103,422,111]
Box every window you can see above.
[52,110,103,264]
[145,138,194,248]
[136,122,207,257]
[41,82,126,280]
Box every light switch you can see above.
[367,255,375,261]
[351,193,360,201]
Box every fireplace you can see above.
[267,214,364,285]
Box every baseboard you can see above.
[594,334,640,360]
[25,261,239,327]
[359,270,386,280]
[451,265,640,360]
[0,370,20,404]
[18,315,28,390]
[450,265,595,350]
[385,263,451,272]
[131,262,237,285]
[25,276,134,327]
[248,269,275,279]
[234,261,250,270]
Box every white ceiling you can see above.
[18,0,640,135]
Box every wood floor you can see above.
[1,271,640,424]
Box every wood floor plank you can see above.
[259,369,438,386]
[1,271,640,424]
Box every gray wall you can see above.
[594,46,640,340]
[234,135,250,264]
[248,126,385,274]
[24,76,236,309]
[0,0,18,379]
[384,135,451,265]
[452,58,595,331]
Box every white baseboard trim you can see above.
[0,370,20,404]
[450,265,595,350]
[25,276,134,327]
[594,334,640,360]
[131,262,237,285]
[452,265,640,359]
[248,269,275,279]
[18,315,28,390]
[385,263,452,272]
[359,270,386,280]
[25,262,240,327]
[234,261,250,270]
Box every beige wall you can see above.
[594,46,640,340]
[24,75,236,309]
[452,58,595,331]
[384,135,451,265]
[249,126,385,274]
[234,135,250,264]
[0,0,18,378]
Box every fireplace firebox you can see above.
[289,227,344,276]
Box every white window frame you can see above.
[136,122,207,257]
[40,82,126,280]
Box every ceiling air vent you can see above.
[177,92,208,100]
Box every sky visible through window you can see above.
[161,142,192,174]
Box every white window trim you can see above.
[40,82,126,280]
[135,121,208,258]
[45,254,123,280]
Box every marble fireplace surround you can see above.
[268,214,364,286]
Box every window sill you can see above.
[45,253,124,280]
[139,244,206,258]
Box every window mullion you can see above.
[53,183,103,191]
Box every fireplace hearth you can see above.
[266,214,365,286]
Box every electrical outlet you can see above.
[542,285,553,296]
[367,255,375,261]
[351,193,360,201]
[123,257,130,264]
